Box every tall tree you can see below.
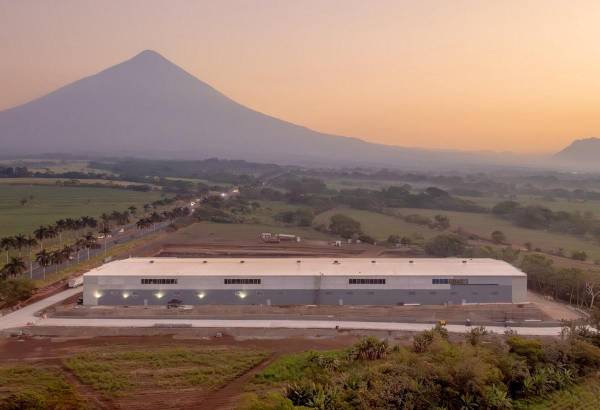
[0,237,15,264]
[35,249,51,280]
[24,236,38,279]
[1,257,26,280]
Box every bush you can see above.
[0,278,36,308]
[424,234,467,257]
[465,326,489,346]
[285,381,338,409]
[0,391,46,410]
[571,250,588,261]
[491,230,507,244]
[328,214,361,239]
[349,337,389,361]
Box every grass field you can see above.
[0,365,85,409]
[0,185,162,237]
[168,221,334,243]
[462,194,600,216]
[314,207,438,242]
[0,177,154,187]
[65,346,267,396]
[397,207,600,260]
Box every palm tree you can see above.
[24,236,38,278]
[55,219,68,246]
[149,212,163,231]
[83,232,98,260]
[99,225,111,255]
[1,256,27,280]
[74,238,86,263]
[136,218,152,230]
[100,213,111,230]
[61,245,74,266]
[35,249,51,280]
[13,234,27,256]
[34,226,49,249]
[50,250,66,273]
[128,205,137,216]
[0,237,15,264]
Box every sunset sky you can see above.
[1,0,599,153]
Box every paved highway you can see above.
[0,288,565,336]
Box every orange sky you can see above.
[1,0,600,153]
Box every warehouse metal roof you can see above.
[84,258,526,277]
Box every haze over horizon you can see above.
[2,0,600,153]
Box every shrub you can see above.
[465,326,489,346]
[349,337,389,361]
[285,381,338,409]
[424,234,467,257]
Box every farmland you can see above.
[462,194,600,216]
[0,185,162,237]
[0,342,268,409]
[314,207,438,242]
[395,207,600,261]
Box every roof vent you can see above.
[371,260,376,263]
[462,260,467,263]
[202,260,208,264]
[333,260,340,264]
[296,260,301,263]
[240,260,245,264]
[149,260,154,264]
[409,260,414,264]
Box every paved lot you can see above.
[0,287,566,336]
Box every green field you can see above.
[0,185,162,237]
[0,177,155,187]
[397,207,600,260]
[314,207,438,241]
[463,194,600,216]
[169,221,334,243]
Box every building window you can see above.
[408,291,416,295]
[224,278,261,285]
[449,279,468,285]
[141,278,177,285]
[432,278,449,285]
[349,278,386,285]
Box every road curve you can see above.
[0,288,564,336]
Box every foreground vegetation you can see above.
[0,365,85,409]
[242,325,600,410]
[66,345,268,395]
[0,345,267,409]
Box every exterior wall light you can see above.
[93,291,103,299]
[197,292,206,299]
[236,291,247,299]
[155,291,164,299]
[122,292,130,299]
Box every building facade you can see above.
[83,257,527,306]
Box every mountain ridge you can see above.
[0,50,543,169]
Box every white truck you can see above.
[68,276,84,288]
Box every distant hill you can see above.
[0,50,533,169]
[555,137,600,164]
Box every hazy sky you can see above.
[1,0,600,153]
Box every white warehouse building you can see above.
[83,257,527,306]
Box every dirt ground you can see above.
[0,334,363,410]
